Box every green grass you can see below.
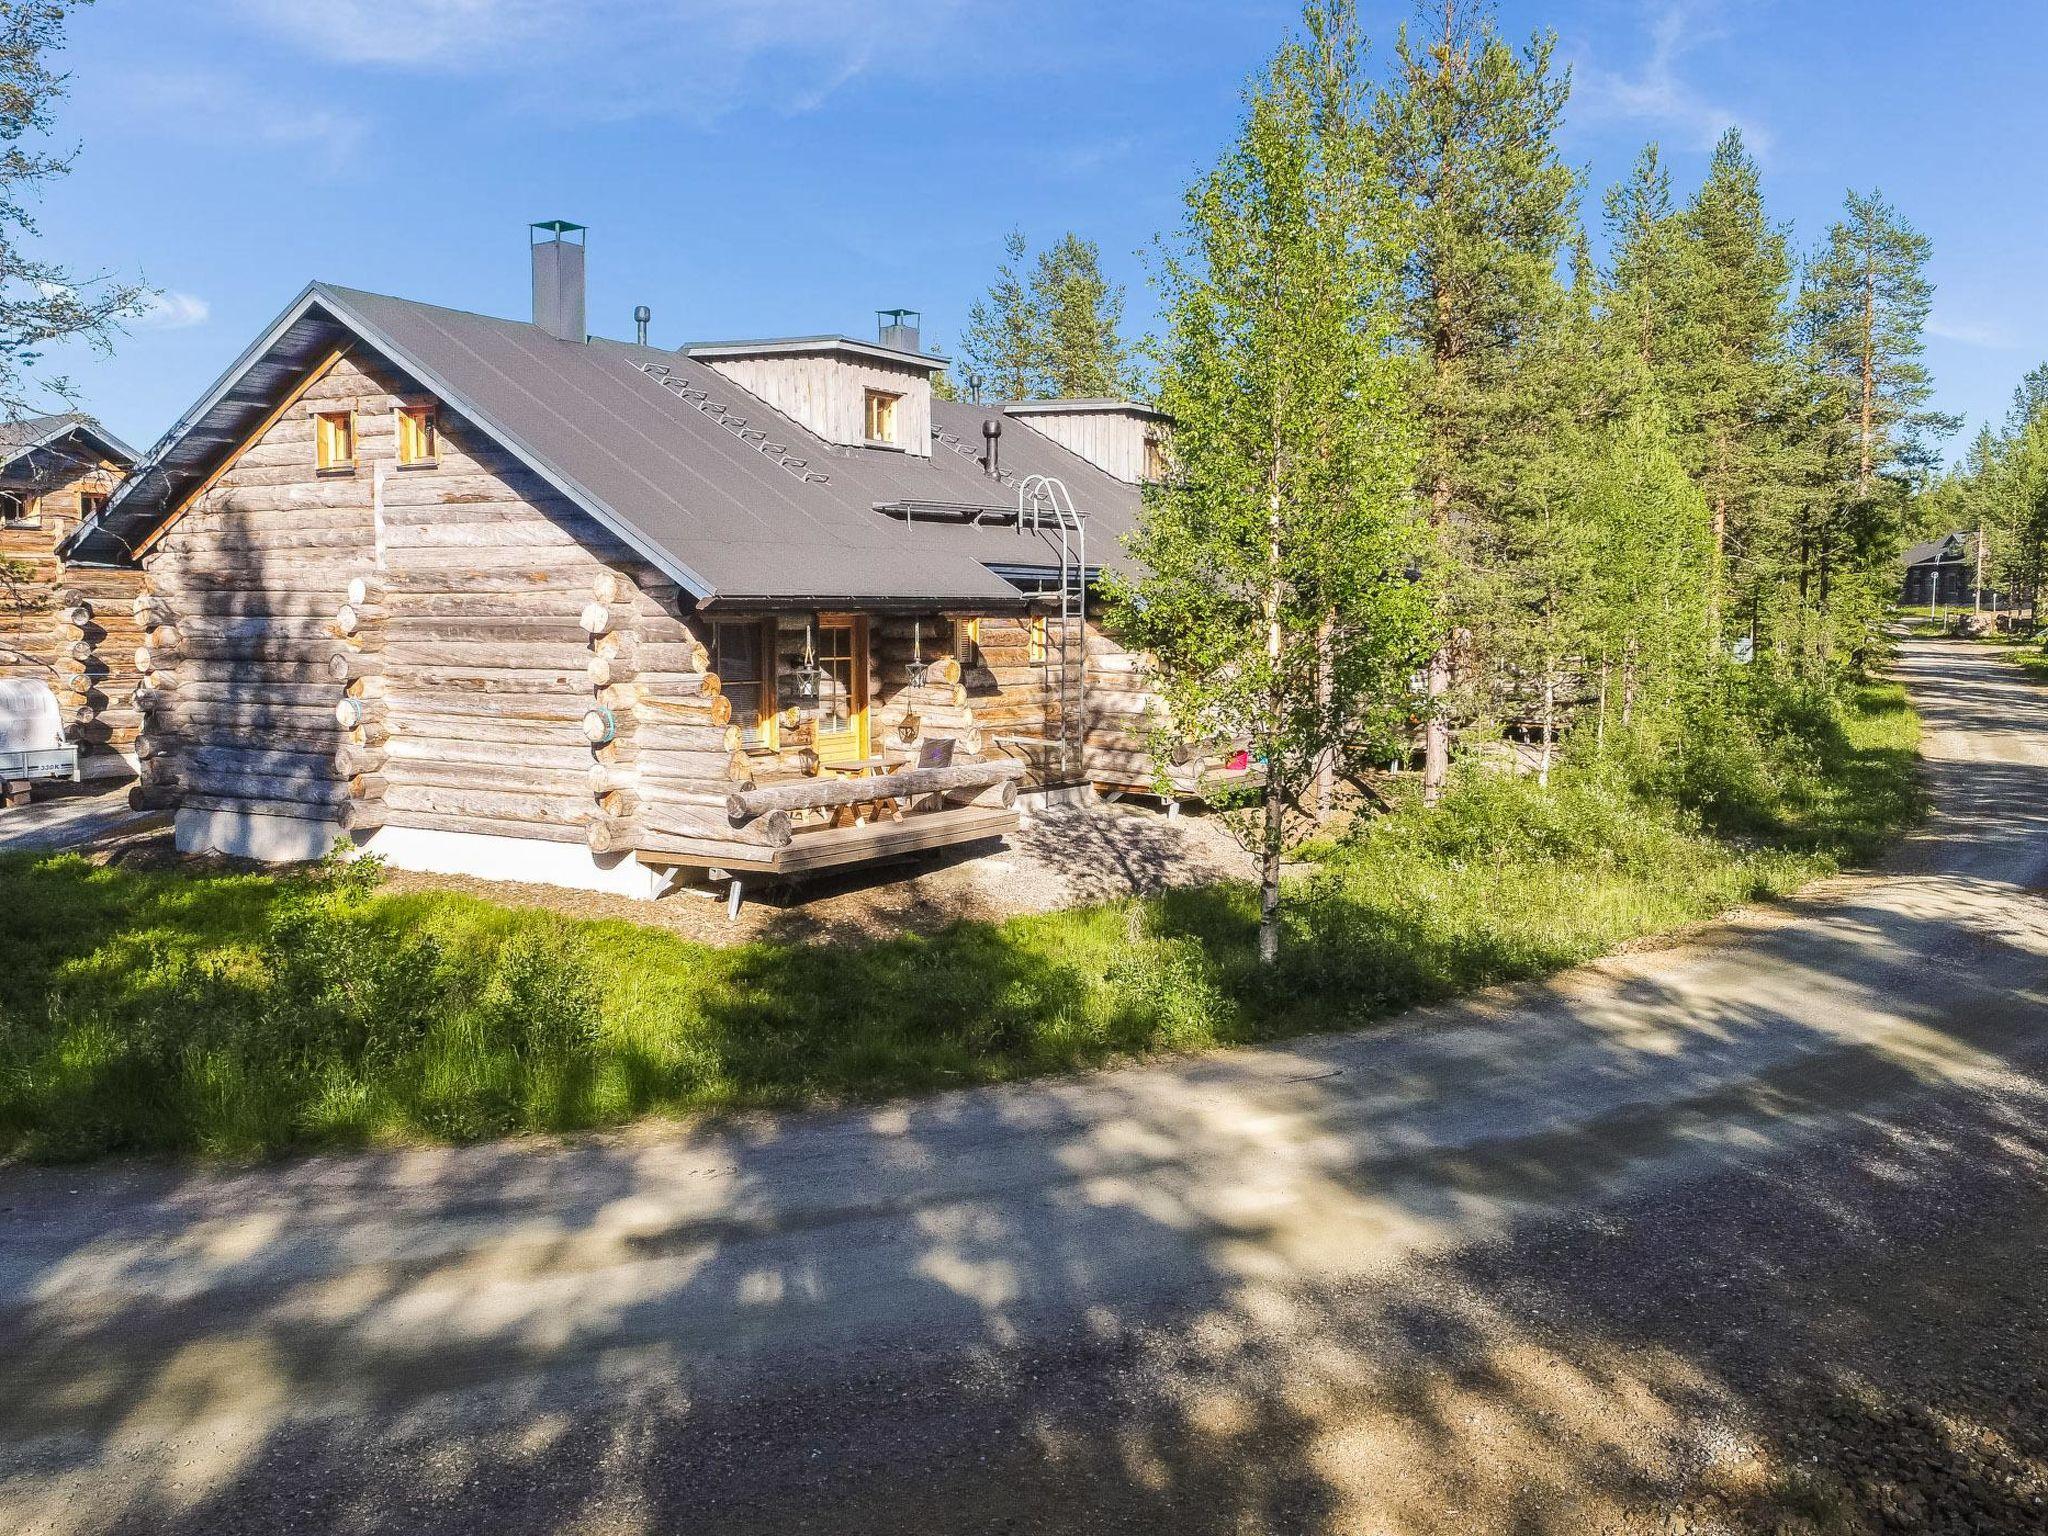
[0,681,1923,1163]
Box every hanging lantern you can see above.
[792,616,822,701]
[906,616,931,688]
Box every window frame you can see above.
[395,405,439,468]
[1143,433,1169,482]
[314,409,356,472]
[862,388,901,447]
[711,618,777,751]
[0,491,37,527]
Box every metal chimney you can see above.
[981,416,1002,479]
[530,220,587,342]
[877,307,922,353]
[634,305,652,346]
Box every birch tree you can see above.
[1111,0,1426,965]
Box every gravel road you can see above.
[1,636,2044,1535]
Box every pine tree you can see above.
[1112,0,1426,964]
[1029,233,1132,397]
[1677,129,1793,644]
[1603,143,1698,377]
[1795,191,1959,659]
[958,229,1039,401]
[1372,0,1579,802]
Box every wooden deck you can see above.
[632,803,1019,876]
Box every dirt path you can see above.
[1,637,2044,1535]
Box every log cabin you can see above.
[64,222,1241,899]
[0,413,144,776]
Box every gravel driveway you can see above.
[1,636,2044,1535]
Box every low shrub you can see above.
[0,681,1923,1163]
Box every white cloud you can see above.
[103,69,370,170]
[1573,2,1771,157]
[229,0,976,122]
[1927,314,2018,350]
[135,291,212,330]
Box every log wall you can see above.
[1,461,144,769]
[135,349,768,860]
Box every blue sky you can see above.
[34,0,2048,461]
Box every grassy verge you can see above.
[0,681,1922,1163]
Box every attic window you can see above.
[314,410,355,472]
[1143,433,1169,482]
[79,491,107,523]
[397,406,438,466]
[863,389,900,447]
[0,492,37,525]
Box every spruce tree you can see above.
[1372,0,1579,801]
[1113,0,1426,964]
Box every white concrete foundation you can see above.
[176,806,340,863]
[1020,782,1095,819]
[359,823,671,899]
[78,750,140,783]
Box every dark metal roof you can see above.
[1903,532,1970,568]
[65,284,1144,605]
[0,412,137,480]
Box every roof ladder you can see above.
[1017,474,1086,774]
[635,361,829,486]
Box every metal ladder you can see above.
[1017,475,1086,771]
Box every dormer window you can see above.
[864,389,900,447]
[1144,433,1169,482]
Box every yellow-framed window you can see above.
[812,615,868,761]
[863,389,899,446]
[314,410,355,470]
[712,618,776,750]
[1028,613,1047,664]
[955,615,982,670]
[396,406,438,466]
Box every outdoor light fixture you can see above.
[906,616,931,688]
[793,616,822,702]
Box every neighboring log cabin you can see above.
[65,224,1235,897]
[0,413,143,776]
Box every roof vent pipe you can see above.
[530,220,587,342]
[877,307,921,353]
[981,416,1001,479]
[634,305,651,346]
